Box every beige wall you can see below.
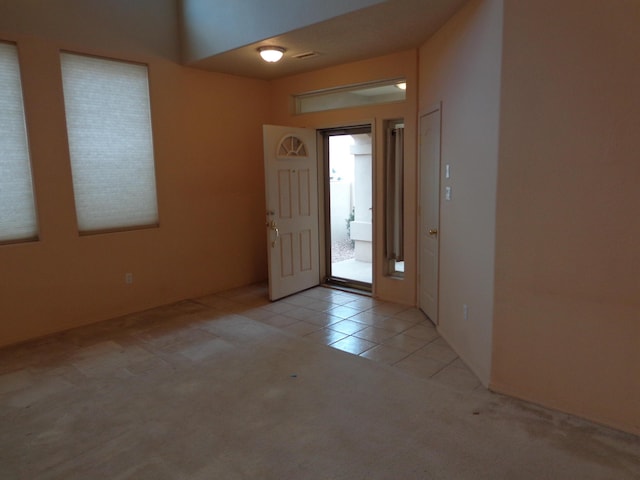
[0,2,271,347]
[493,0,640,434]
[270,50,418,305]
[0,0,179,61]
[418,0,503,386]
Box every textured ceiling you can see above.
[183,0,469,80]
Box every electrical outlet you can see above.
[463,304,469,321]
[125,273,133,284]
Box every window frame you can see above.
[59,50,160,236]
[294,78,407,115]
[0,40,39,246]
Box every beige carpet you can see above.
[1,298,638,479]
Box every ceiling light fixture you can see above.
[395,82,407,90]
[258,46,286,63]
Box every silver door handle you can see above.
[268,220,279,247]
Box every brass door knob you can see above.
[428,229,438,236]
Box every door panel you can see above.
[300,230,313,271]
[419,109,441,323]
[264,125,319,300]
[278,171,292,218]
[298,169,311,215]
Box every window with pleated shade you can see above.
[60,52,159,234]
[0,41,38,244]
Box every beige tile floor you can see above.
[2,282,639,479]
[201,283,482,394]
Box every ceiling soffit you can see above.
[181,0,469,80]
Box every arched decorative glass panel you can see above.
[277,135,308,158]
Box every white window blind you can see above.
[0,42,38,243]
[60,53,158,233]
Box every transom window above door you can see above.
[294,78,407,114]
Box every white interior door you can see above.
[419,109,441,323]
[263,125,319,300]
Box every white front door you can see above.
[263,125,319,300]
[419,108,441,323]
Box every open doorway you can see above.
[322,126,372,291]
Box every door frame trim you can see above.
[318,123,374,292]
